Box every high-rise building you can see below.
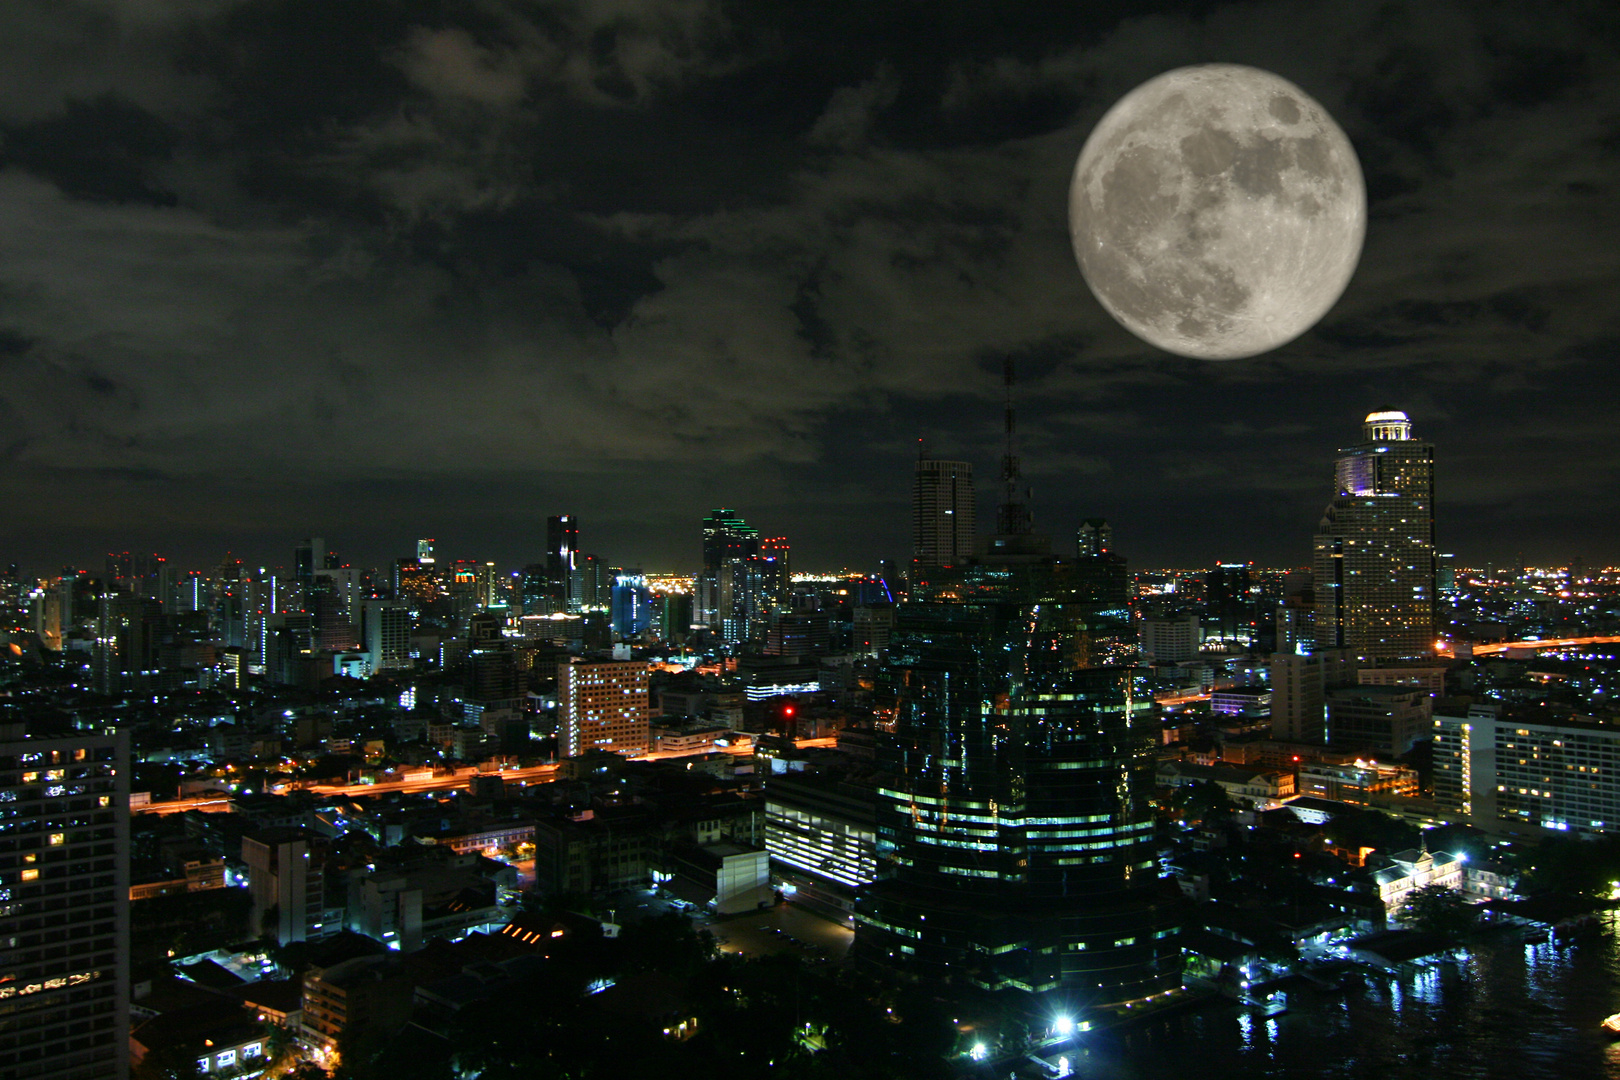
[701,509,759,571]
[698,510,764,634]
[1312,410,1437,660]
[913,458,976,568]
[362,601,410,672]
[1270,649,1364,745]
[1205,562,1255,645]
[91,592,163,695]
[0,722,130,1080]
[610,571,652,639]
[1076,518,1113,558]
[546,516,579,611]
[293,537,325,594]
[1142,615,1201,665]
[857,597,1181,1002]
[559,660,650,758]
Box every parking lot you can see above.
[699,901,855,962]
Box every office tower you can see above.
[610,571,652,639]
[577,554,610,612]
[699,509,763,634]
[362,601,410,672]
[546,515,579,610]
[1142,615,1201,664]
[308,570,358,652]
[104,552,166,601]
[293,537,325,594]
[416,538,436,565]
[478,561,503,610]
[242,829,325,945]
[659,593,694,645]
[859,362,1178,1001]
[394,560,437,607]
[758,537,792,611]
[0,722,130,1080]
[1205,562,1255,645]
[702,509,759,570]
[1070,517,1131,638]
[27,583,65,653]
[1312,410,1437,660]
[857,597,1180,1001]
[559,660,650,758]
[447,559,482,631]
[913,458,976,568]
[1268,649,1357,744]
[518,564,552,616]
[92,592,163,695]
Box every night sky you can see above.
[2,0,1617,576]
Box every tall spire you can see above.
[996,356,1033,536]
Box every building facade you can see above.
[1325,685,1429,758]
[856,598,1181,1004]
[1312,410,1437,660]
[242,828,326,946]
[0,723,130,1080]
[913,458,976,569]
[1434,706,1620,833]
[560,660,650,758]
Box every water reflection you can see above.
[1083,916,1620,1080]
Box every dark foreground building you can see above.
[855,573,1182,1003]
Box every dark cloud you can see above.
[0,0,1617,574]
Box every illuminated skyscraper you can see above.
[701,509,759,570]
[698,510,760,632]
[912,458,976,568]
[856,594,1181,1002]
[546,515,579,611]
[1312,410,1437,660]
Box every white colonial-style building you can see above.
[1373,845,1465,922]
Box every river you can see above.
[1063,913,1620,1080]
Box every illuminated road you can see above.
[1451,635,1620,656]
[132,795,235,815]
[303,762,561,798]
[133,734,812,808]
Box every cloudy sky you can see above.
[2,0,1616,576]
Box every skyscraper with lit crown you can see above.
[1312,410,1436,660]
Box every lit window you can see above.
[20,870,38,882]
[48,834,64,846]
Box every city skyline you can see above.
[2,2,1618,573]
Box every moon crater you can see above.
[1070,65,1365,360]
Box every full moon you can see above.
[1069,64,1365,360]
